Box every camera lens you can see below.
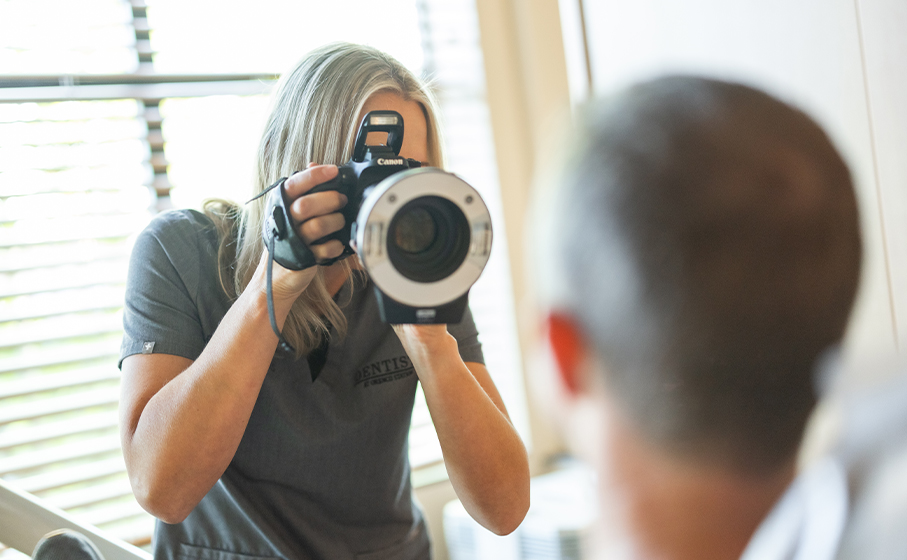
[387,196,470,283]
[393,207,436,254]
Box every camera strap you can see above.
[253,174,350,355]
[249,176,296,354]
[266,225,296,355]
[247,176,285,203]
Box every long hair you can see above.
[205,42,445,356]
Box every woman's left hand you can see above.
[391,324,463,386]
[391,323,447,340]
[391,322,530,536]
[390,324,451,363]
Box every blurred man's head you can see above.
[534,76,861,558]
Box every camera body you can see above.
[263,110,492,324]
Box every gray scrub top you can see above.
[120,209,484,560]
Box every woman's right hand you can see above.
[250,164,349,305]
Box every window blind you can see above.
[0,95,155,544]
[0,0,265,546]
[0,8,153,545]
[0,0,527,548]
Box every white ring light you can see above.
[355,168,492,308]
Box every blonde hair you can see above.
[205,42,444,356]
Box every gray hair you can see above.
[535,76,861,472]
[207,42,444,356]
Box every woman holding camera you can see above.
[118,43,529,560]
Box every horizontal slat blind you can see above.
[1,1,157,548]
[0,0,138,75]
[0,96,155,545]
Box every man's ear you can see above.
[544,311,591,397]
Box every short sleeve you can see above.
[449,302,484,365]
[119,210,215,368]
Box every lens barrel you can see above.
[387,196,471,283]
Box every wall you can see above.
[858,0,907,357]
[569,0,906,368]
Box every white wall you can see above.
[570,0,906,368]
[858,0,907,356]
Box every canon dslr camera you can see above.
[263,110,492,324]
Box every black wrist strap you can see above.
[253,174,349,356]
[266,232,295,355]
[256,174,348,270]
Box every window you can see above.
[0,0,527,546]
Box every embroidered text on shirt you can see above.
[355,355,414,388]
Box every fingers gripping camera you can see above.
[263,110,493,324]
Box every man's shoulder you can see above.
[833,366,907,559]
[742,362,907,560]
[741,457,848,560]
